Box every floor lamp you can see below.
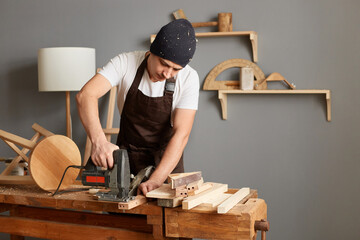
[38,47,96,139]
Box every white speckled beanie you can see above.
[150,19,196,67]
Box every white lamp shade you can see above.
[38,47,96,91]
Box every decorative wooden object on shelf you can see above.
[255,72,296,90]
[173,9,233,32]
[203,58,265,90]
[151,31,258,62]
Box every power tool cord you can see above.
[52,165,84,196]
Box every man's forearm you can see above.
[149,131,190,184]
[76,92,106,144]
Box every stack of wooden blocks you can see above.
[146,171,250,214]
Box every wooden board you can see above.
[217,187,250,214]
[146,184,175,199]
[29,135,81,191]
[201,193,232,207]
[182,183,228,210]
[188,182,213,196]
[118,195,147,210]
[168,171,202,189]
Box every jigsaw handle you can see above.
[83,156,97,171]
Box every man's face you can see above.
[147,53,183,82]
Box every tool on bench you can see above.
[81,149,154,202]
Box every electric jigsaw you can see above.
[81,149,154,202]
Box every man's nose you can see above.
[163,68,172,78]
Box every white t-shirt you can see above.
[99,51,199,120]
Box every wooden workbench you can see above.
[0,185,267,240]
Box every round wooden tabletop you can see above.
[30,135,81,191]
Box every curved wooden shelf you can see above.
[218,89,331,121]
[150,31,258,62]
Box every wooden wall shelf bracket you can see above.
[150,31,258,62]
[218,89,331,121]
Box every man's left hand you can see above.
[138,179,162,195]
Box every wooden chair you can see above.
[0,123,54,184]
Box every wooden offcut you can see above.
[168,171,202,189]
[202,193,232,208]
[217,187,250,214]
[146,184,175,199]
[118,195,147,210]
[182,183,228,210]
[187,182,213,196]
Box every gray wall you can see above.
[1,0,359,239]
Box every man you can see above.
[76,19,199,195]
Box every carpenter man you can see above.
[76,19,199,195]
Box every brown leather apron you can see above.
[116,54,184,175]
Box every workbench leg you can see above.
[148,214,171,240]
[10,235,24,240]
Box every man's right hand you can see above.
[90,139,119,169]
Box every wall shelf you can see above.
[150,31,258,62]
[217,89,331,121]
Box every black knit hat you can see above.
[150,19,196,67]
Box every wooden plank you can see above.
[217,188,250,214]
[118,195,147,210]
[187,182,213,196]
[175,185,188,197]
[0,130,36,149]
[182,183,228,210]
[201,193,232,208]
[0,175,35,185]
[0,215,155,240]
[169,172,202,189]
[186,177,203,191]
[146,184,175,199]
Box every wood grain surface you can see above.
[29,135,81,191]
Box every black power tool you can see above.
[81,149,154,202]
